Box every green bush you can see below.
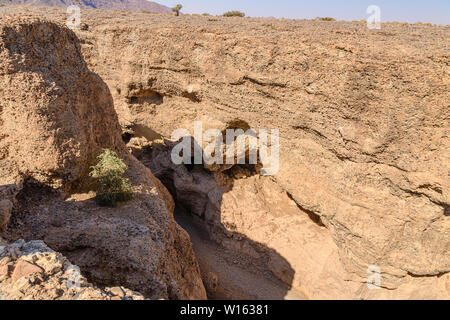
[223,11,245,17]
[89,149,132,207]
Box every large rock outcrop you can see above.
[0,15,206,300]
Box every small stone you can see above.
[110,286,125,297]
[11,260,44,283]
[8,289,24,300]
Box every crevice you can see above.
[285,191,325,227]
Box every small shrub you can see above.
[223,11,245,17]
[89,149,132,207]
[319,17,336,21]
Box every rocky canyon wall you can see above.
[0,6,449,299]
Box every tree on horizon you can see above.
[172,4,182,16]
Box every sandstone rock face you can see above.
[75,11,448,299]
[0,200,12,232]
[0,6,449,299]
[0,15,206,300]
[0,239,145,300]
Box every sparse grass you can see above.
[223,11,245,18]
[89,149,132,207]
[319,17,336,21]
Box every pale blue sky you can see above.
[156,0,449,24]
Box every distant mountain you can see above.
[0,0,172,13]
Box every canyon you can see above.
[0,5,449,300]
[0,0,172,13]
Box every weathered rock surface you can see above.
[78,10,449,299]
[0,6,449,299]
[0,14,123,189]
[70,10,447,299]
[0,14,206,300]
[0,239,145,300]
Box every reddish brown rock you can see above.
[11,260,43,283]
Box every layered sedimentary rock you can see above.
[0,6,448,299]
[0,15,206,300]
